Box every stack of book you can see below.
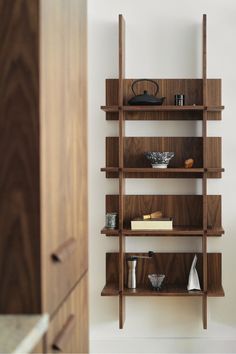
[131,217,173,230]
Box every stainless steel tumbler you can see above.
[127,256,137,289]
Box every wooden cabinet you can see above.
[0,0,88,351]
[101,14,224,330]
[46,274,88,354]
[31,340,45,354]
[40,0,88,315]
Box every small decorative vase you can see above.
[105,212,118,229]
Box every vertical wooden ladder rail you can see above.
[202,13,208,330]
[118,14,126,329]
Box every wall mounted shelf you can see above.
[100,14,224,330]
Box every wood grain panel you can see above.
[106,195,222,230]
[206,137,222,177]
[118,13,126,329]
[0,0,41,313]
[104,253,223,295]
[207,79,221,120]
[46,272,88,354]
[40,0,88,314]
[105,79,222,120]
[31,339,45,353]
[106,137,221,178]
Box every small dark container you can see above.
[175,94,185,106]
[105,212,118,229]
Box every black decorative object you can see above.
[175,94,185,106]
[128,79,165,105]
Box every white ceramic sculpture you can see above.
[187,254,201,291]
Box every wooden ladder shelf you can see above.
[101,14,224,330]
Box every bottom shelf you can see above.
[102,252,224,298]
[101,284,224,297]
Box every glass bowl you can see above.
[148,274,165,290]
[145,152,174,168]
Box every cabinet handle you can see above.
[52,314,76,352]
[51,238,76,262]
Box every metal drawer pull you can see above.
[51,238,76,262]
[52,314,76,351]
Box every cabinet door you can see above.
[0,0,41,313]
[40,0,88,314]
[46,272,88,354]
[31,339,45,353]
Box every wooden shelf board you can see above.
[101,167,224,174]
[101,167,119,172]
[123,286,204,296]
[101,105,224,112]
[101,228,119,236]
[207,285,225,297]
[101,284,225,297]
[207,167,225,173]
[101,227,224,237]
[123,167,204,173]
[101,284,119,296]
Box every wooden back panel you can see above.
[0,0,41,313]
[106,195,222,229]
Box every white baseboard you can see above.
[90,338,236,354]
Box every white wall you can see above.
[88,1,236,352]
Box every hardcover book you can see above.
[131,218,173,230]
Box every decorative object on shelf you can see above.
[187,254,201,291]
[131,217,173,230]
[127,252,154,289]
[175,93,185,106]
[105,212,118,229]
[148,274,165,291]
[145,151,174,168]
[128,79,165,106]
[185,158,194,168]
[143,211,163,219]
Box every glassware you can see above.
[148,274,165,290]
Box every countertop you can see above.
[0,314,49,354]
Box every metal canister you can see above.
[127,256,137,289]
[105,212,117,229]
[175,94,185,106]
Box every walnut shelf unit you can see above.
[100,14,224,330]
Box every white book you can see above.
[131,218,173,230]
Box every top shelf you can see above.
[103,78,224,120]
[101,105,224,113]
